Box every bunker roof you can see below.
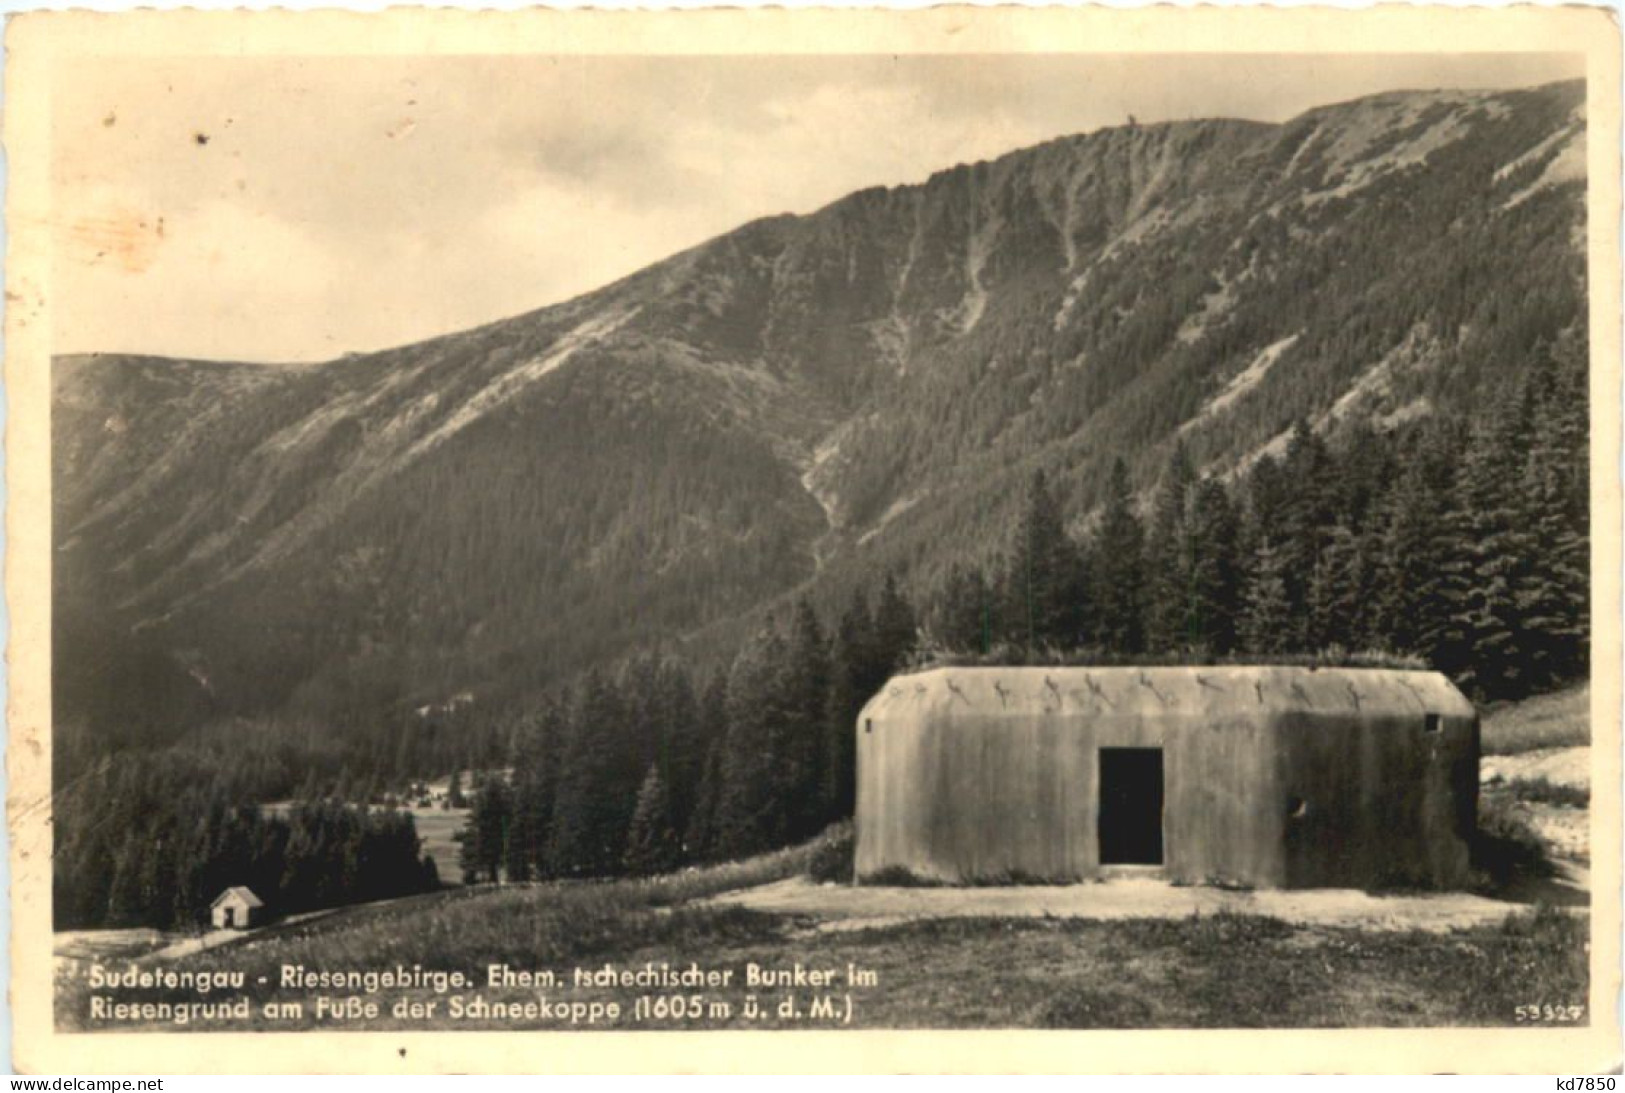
[860,665,1474,722]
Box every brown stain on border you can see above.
[62,212,167,274]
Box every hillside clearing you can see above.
[412,808,470,883]
[1481,683,1589,755]
[264,799,470,885]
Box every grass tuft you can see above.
[1474,790,1557,889]
[1505,777,1590,809]
[806,827,855,883]
[637,821,852,907]
[906,644,1428,673]
[1037,985,1155,1028]
[857,865,947,888]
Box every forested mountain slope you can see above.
[54,79,1587,746]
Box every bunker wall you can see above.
[1274,712,1478,889]
[855,703,1289,885]
[855,705,1096,882]
[1163,713,1286,887]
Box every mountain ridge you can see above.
[54,78,1588,744]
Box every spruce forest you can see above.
[460,330,1588,884]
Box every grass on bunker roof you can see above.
[905,645,1430,674]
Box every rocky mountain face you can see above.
[54,80,1588,744]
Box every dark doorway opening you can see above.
[1098,747,1164,865]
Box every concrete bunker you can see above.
[854,666,1479,890]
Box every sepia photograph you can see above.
[6,4,1621,1074]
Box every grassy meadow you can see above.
[57,822,1588,1032]
[409,807,470,883]
[56,894,1589,1031]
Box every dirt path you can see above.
[140,907,342,962]
[53,928,166,962]
[710,873,1585,934]
[1482,746,1589,790]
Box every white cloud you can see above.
[50,52,1585,362]
[56,198,342,360]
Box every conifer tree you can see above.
[105,841,144,927]
[1008,469,1080,650]
[1145,444,1196,652]
[1372,454,1446,658]
[1091,458,1146,654]
[548,671,635,876]
[1308,522,1372,653]
[1241,536,1294,654]
[512,698,567,878]
[467,774,513,883]
[655,662,704,843]
[872,573,919,676]
[783,599,833,839]
[454,779,494,884]
[678,672,729,858]
[933,561,996,654]
[1455,379,1542,695]
[683,738,724,862]
[1278,421,1336,627]
[1242,454,1291,562]
[1181,476,1242,654]
[1518,334,1590,687]
[503,714,544,882]
[624,764,680,877]
[824,590,874,819]
[713,624,792,858]
[1334,424,1394,528]
[620,655,667,788]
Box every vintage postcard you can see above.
[6,4,1622,1075]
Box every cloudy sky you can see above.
[52,52,1582,362]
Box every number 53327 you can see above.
[1515,1003,1585,1023]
